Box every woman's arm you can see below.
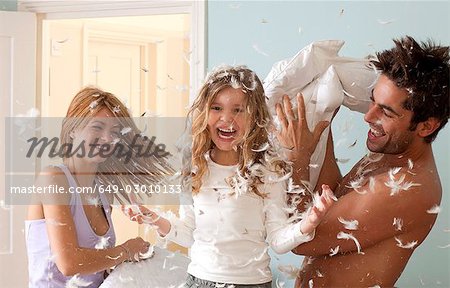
[37,167,149,276]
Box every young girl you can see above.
[125,65,334,287]
[26,87,172,287]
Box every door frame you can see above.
[19,0,206,113]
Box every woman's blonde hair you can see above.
[185,65,290,197]
[62,87,173,204]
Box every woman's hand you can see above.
[120,237,151,262]
[275,93,329,162]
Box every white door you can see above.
[87,40,142,116]
[0,11,36,288]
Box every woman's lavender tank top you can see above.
[25,164,116,288]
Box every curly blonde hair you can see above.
[185,65,290,197]
[62,87,174,204]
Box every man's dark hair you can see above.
[371,35,449,143]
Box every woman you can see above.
[26,87,172,287]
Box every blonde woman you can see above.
[26,87,171,287]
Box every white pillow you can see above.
[264,40,377,188]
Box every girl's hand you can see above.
[300,184,336,234]
[121,204,159,224]
[120,237,151,262]
[275,93,329,161]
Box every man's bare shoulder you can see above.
[351,162,442,234]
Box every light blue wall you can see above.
[208,1,449,286]
[0,0,17,11]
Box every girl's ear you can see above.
[417,117,441,139]
[69,130,75,139]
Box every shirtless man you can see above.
[276,36,449,287]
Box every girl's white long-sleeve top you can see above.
[162,154,314,284]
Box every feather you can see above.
[120,127,132,135]
[309,163,319,169]
[89,100,98,110]
[95,236,110,249]
[277,265,300,279]
[395,237,417,249]
[252,142,270,152]
[85,195,101,207]
[118,274,134,283]
[338,217,359,230]
[346,176,367,194]
[139,244,155,260]
[106,254,121,260]
[407,159,414,170]
[368,176,376,192]
[65,274,93,288]
[393,217,403,231]
[337,231,364,254]
[426,204,440,214]
[329,246,340,256]
[275,278,286,288]
[377,19,396,25]
[252,44,269,57]
[46,218,66,226]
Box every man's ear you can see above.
[417,117,441,138]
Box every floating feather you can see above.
[252,44,269,57]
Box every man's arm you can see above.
[292,172,439,257]
[314,130,342,193]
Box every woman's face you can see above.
[71,108,121,164]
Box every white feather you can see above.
[338,217,359,230]
[337,231,364,254]
[65,274,93,288]
[393,217,403,231]
[277,265,300,279]
[329,246,340,256]
[437,244,450,249]
[252,142,270,152]
[377,19,396,25]
[252,44,269,57]
[89,100,98,110]
[395,237,417,249]
[95,236,110,249]
[120,127,132,135]
[407,159,414,170]
[139,244,155,259]
[426,204,440,214]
